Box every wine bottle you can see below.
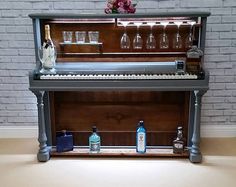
[89,126,101,153]
[42,24,56,69]
[136,120,146,153]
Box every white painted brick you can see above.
[16,98,36,104]
[0,41,9,48]
[206,40,231,47]
[211,116,229,122]
[137,1,158,9]
[220,32,236,39]
[0,49,18,56]
[224,69,236,75]
[223,0,236,7]
[8,117,37,123]
[209,83,225,90]
[226,83,236,89]
[202,97,225,103]
[12,2,32,10]
[207,16,221,24]
[6,26,28,33]
[216,62,233,69]
[202,104,213,110]
[180,0,222,8]
[209,24,232,32]
[95,2,106,9]
[202,110,224,116]
[211,8,231,15]
[0,98,16,104]
[224,110,236,115]
[205,48,220,54]
[0,77,29,84]
[5,104,25,110]
[53,2,95,9]
[159,0,175,8]
[0,84,14,90]
[213,103,232,110]
[0,70,9,76]
[215,76,234,82]
[1,10,21,18]
[220,47,236,54]
[25,104,37,110]
[18,111,38,117]
[222,16,236,23]
[0,111,19,117]
[206,32,219,40]
[205,55,230,62]
[9,41,34,48]
[231,55,236,61]
[213,90,232,96]
[32,2,53,9]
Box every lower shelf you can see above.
[51,148,189,158]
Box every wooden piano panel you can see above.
[50,91,189,146]
[40,21,200,61]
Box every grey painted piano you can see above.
[29,11,210,162]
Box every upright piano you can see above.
[29,11,210,162]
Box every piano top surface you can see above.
[29,11,211,19]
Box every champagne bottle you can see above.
[136,120,146,153]
[42,24,56,69]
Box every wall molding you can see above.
[0,125,236,138]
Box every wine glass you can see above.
[159,22,169,49]
[38,46,56,74]
[185,21,196,49]
[120,21,130,49]
[133,22,143,49]
[173,21,182,49]
[146,22,156,49]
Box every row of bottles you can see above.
[56,121,185,154]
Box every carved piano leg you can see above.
[189,90,205,163]
[33,90,50,162]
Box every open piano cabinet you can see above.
[28,11,210,162]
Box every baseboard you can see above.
[201,125,236,137]
[0,126,38,138]
[0,125,236,138]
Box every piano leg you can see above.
[189,90,205,163]
[33,90,50,162]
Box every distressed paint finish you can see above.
[32,90,50,162]
[190,90,206,163]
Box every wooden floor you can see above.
[0,138,236,187]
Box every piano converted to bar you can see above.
[28,11,210,162]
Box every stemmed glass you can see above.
[120,21,130,49]
[173,21,183,49]
[146,22,156,49]
[133,22,143,49]
[159,22,169,49]
[185,21,196,49]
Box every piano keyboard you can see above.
[40,73,198,80]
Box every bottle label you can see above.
[90,142,100,152]
[174,143,183,149]
[137,132,146,152]
[42,44,56,69]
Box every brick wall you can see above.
[0,0,235,128]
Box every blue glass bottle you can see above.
[136,120,146,153]
[89,126,101,153]
[56,130,73,152]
